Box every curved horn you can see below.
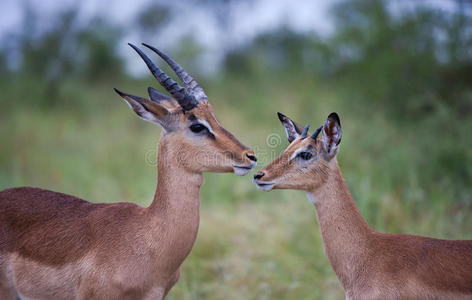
[310,125,323,140]
[301,125,310,138]
[142,43,208,102]
[128,43,198,111]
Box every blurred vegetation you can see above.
[0,0,471,299]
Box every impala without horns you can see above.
[0,43,257,300]
[254,112,472,299]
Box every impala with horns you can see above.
[0,43,257,300]
[254,112,472,299]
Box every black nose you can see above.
[246,153,257,162]
[253,172,265,180]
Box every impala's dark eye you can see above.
[189,123,207,134]
[298,152,313,160]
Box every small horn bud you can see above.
[301,125,310,138]
[310,126,323,140]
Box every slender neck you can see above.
[138,134,203,274]
[310,159,372,289]
[148,135,203,214]
[146,134,203,244]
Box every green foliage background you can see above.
[0,1,471,299]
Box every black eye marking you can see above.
[189,123,207,133]
[189,123,216,140]
[297,151,313,160]
[188,114,197,122]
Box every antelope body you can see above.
[0,43,257,300]
[254,112,472,299]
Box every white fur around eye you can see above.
[290,148,312,160]
[196,119,215,135]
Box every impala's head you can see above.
[115,43,256,175]
[254,112,341,191]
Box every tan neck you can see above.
[311,159,372,289]
[145,134,203,266]
[149,135,203,215]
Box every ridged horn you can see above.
[128,43,198,111]
[142,43,208,102]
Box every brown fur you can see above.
[256,114,472,299]
[0,99,256,299]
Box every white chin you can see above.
[256,183,275,191]
[233,167,251,176]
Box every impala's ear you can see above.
[322,112,342,159]
[147,86,171,101]
[277,112,303,143]
[114,88,171,129]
